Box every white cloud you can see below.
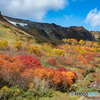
[85,8,100,27]
[64,15,72,19]
[0,0,68,21]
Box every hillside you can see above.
[0,12,35,46]
[3,15,95,44]
[0,12,100,100]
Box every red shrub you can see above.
[57,67,66,72]
[15,55,43,69]
[86,54,94,62]
[48,59,57,66]
[57,67,79,79]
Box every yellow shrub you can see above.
[79,40,85,46]
[0,40,8,48]
[14,41,22,50]
[88,48,95,52]
[93,42,99,48]
[79,50,87,54]
[28,45,41,55]
[42,43,52,52]
[76,46,87,54]
[0,86,10,96]
[52,48,64,55]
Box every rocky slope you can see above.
[91,31,100,42]
[1,14,95,43]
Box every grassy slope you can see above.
[0,20,35,46]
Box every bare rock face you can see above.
[91,31,100,42]
[2,15,95,43]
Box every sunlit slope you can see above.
[0,20,35,46]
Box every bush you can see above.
[0,54,78,92]
[27,45,41,56]
[33,68,78,91]
[48,59,57,66]
[0,86,11,99]
[15,55,43,69]
[14,41,22,50]
[0,54,26,88]
[52,49,64,56]
[57,67,66,72]
[0,40,8,49]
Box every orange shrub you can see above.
[33,68,78,91]
[0,54,25,87]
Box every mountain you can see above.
[91,31,100,42]
[2,15,95,44]
[0,12,95,44]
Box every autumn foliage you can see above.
[33,68,78,91]
[48,59,57,66]
[0,54,78,91]
[0,38,100,94]
[15,55,43,69]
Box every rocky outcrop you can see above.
[2,15,95,43]
[91,31,100,42]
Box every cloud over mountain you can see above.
[85,8,100,27]
[0,0,68,21]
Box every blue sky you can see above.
[0,0,100,31]
[44,0,100,31]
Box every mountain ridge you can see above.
[0,13,96,43]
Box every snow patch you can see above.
[3,17,27,27]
